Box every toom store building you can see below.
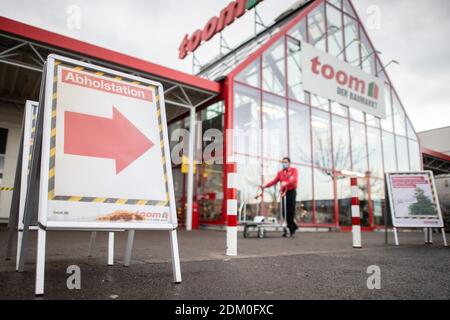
[1,0,449,231]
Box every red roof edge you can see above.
[0,16,220,93]
[421,147,450,163]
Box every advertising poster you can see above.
[386,172,444,228]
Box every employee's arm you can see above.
[262,172,280,189]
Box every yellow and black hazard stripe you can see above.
[0,187,14,191]
[47,61,170,206]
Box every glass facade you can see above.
[230,0,421,229]
[173,0,422,229]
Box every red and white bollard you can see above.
[351,177,362,248]
[226,163,238,256]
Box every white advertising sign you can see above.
[386,172,444,228]
[39,55,177,230]
[302,42,386,119]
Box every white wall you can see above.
[0,102,23,222]
[418,127,450,155]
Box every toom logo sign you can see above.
[178,0,263,59]
[302,42,386,119]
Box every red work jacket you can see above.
[264,167,298,192]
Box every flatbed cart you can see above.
[242,187,289,238]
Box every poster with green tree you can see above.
[408,187,437,216]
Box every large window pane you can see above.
[358,178,370,227]
[406,119,418,141]
[235,58,260,88]
[197,163,223,222]
[287,37,307,103]
[349,107,365,123]
[262,93,288,160]
[343,0,357,18]
[296,165,314,224]
[311,94,330,111]
[331,101,349,117]
[337,175,351,227]
[312,109,332,169]
[289,101,312,165]
[327,4,344,59]
[328,0,342,9]
[288,18,307,42]
[381,83,394,132]
[396,135,409,171]
[360,28,377,75]
[393,95,407,137]
[366,114,380,128]
[370,178,385,226]
[350,121,368,174]
[332,115,351,171]
[234,83,261,157]
[409,139,422,171]
[308,3,326,52]
[236,155,262,220]
[367,127,384,178]
[262,39,286,96]
[343,15,360,67]
[382,131,397,172]
[262,160,282,217]
[314,168,335,224]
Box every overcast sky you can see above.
[1,0,449,132]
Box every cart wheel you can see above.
[258,228,265,239]
[243,226,250,238]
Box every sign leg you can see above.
[88,231,97,257]
[441,228,447,247]
[425,228,433,244]
[108,232,114,266]
[124,230,135,267]
[169,229,182,283]
[16,230,23,271]
[393,227,399,246]
[35,228,46,296]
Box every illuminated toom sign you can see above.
[302,42,386,119]
[178,0,264,59]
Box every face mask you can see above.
[282,163,289,170]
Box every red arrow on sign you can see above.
[64,106,154,174]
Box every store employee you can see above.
[262,157,298,237]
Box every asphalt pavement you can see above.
[0,227,449,299]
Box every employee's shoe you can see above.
[283,228,290,238]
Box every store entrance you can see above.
[168,101,224,227]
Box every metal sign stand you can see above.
[19,55,181,295]
[385,172,448,247]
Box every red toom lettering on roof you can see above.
[178,0,264,59]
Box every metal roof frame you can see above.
[0,17,220,117]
